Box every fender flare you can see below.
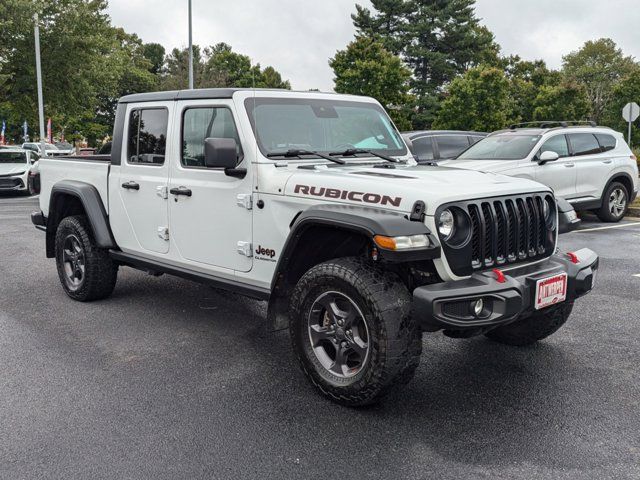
[270,203,439,290]
[46,180,116,257]
[603,171,636,199]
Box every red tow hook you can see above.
[492,268,506,283]
[567,252,580,264]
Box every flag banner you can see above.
[47,118,52,143]
[1,121,5,145]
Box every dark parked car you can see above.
[402,130,487,164]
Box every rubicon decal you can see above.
[294,184,402,207]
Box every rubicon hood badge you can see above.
[294,184,402,207]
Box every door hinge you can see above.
[237,241,253,257]
[236,193,253,210]
[156,186,168,199]
[157,226,169,241]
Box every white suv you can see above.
[441,122,639,222]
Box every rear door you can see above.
[568,132,612,199]
[117,104,171,254]
[534,134,577,199]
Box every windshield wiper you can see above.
[329,148,401,163]
[266,149,345,165]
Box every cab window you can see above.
[568,133,601,156]
[127,108,168,165]
[181,107,243,168]
[538,134,569,158]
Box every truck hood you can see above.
[437,159,521,173]
[0,163,28,176]
[283,163,549,215]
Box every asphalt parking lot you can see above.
[1,194,639,479]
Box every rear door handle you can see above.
[169,186,192,197]
[602,160,613,164]
[564,163,575,168]
[121,181,140,190]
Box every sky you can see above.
[106,0,640,92]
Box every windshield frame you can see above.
[244,97,407,160]
[455,134,542,161]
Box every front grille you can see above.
[0,178,22,188]
[438,193,556,277]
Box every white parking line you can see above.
[577,222,640,233]
[634,274,640,278]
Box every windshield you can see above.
[45,144,59,151]
[55,142,72,149]
[0,152,27,164]
[244,98,406,158]
[456,134,541,160]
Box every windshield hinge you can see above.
[236,193,252,210]
[237,241,253,257]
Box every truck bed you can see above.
[38,156,111,216]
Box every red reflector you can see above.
[567,252,579,264]
[492,268,506,283]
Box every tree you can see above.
[142,43,166,75]
[602,71,640,146]
[330,36,413,129]
[532,81,590,121]
[433,66,510,131]
[352,0,499,128]
[562,38,639,123]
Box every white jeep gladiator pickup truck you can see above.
[32,89,598,406]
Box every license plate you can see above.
[535,273,567,310]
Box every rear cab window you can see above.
[127,108,168,165]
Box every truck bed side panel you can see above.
[39,158,110,217]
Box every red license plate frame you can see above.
[534,273,568,310]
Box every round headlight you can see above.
[438,209,455,239]
[542,198,550,221]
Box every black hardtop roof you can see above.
[118,88,339,104]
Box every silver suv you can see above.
[441,121,639,222]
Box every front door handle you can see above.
[122,181,140,190]
[170,186,192,197]
[602,160,613,164]
[563,163,575,168]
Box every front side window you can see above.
[411,136,434,161]
[435,135,470,159]
[538,134,569,158]
[245,98,406,158]
[595,134,616,152]
[182,107,243,168]
[0,152,27,164]
[127,108,168,165]
[457,134,541,160]
[569,133,601,156]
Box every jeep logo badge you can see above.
[255,245,276,258]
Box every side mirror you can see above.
[204,137,238,169]
[538,150,559,165]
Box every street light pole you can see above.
[34,13,46,156]
[188,0,194,89]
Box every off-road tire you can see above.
[290,257,422,407]
[485,301,574,346]
[596,181,628,222]
[55,215,118,301]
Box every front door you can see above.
[534,134,577,199]
[168,101,253,272]
[117,104,171,254]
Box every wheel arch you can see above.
[46,181,116,258]
[266,203,438,330]
[606,173,634,203]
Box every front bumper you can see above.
[0,176,26,191]
[413,248,598,331]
